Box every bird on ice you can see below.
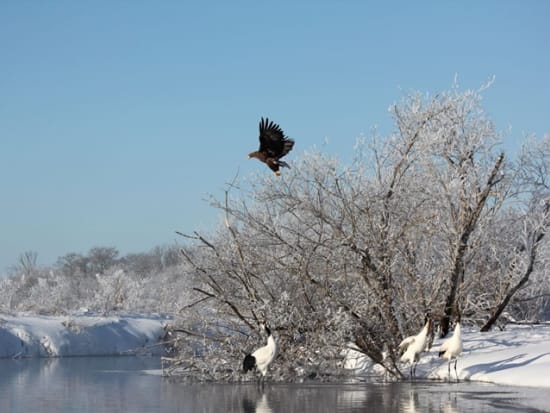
[398,317,432,379]
[248,117,295,176]
[439,318,463,382]
[243,322,278,384]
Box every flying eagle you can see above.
[248,117,295,176]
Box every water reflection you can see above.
[242,391,273,413]
[165,382,547,413]
[0,357,163,413]
[0,358,547,413]
[401,389,420,413]
[399,385,460,413]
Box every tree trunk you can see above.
[440,153,504,337]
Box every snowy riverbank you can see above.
[2,313,549,392]
[343,323,550,389]
[0,313,167,358]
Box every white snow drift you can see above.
[0,313,167,358]
[342,323,550,389]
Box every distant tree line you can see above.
[0,245,188,315]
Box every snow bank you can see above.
[343,324,550,389]
[0,313,167,358]
[429,324,550,388]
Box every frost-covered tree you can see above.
[14,251,39,278]
[87,246,120,275]
[168,84,549,381]
[56,252,90,276]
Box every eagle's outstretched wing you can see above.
[258,117,294,159]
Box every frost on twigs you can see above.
[164,83,549,382]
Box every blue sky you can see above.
[1,1,549,274]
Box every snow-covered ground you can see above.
[343,324,550,389]
[0,312,167,358]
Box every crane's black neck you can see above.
[264,325,271,336]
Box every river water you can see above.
[0,357,547,412]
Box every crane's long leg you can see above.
[259,372,268,389]
[447,361,451,382]
[454,359,459,383]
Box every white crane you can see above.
[439,319,462,382]
[399,317,432,379]
[243,322,278,383]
